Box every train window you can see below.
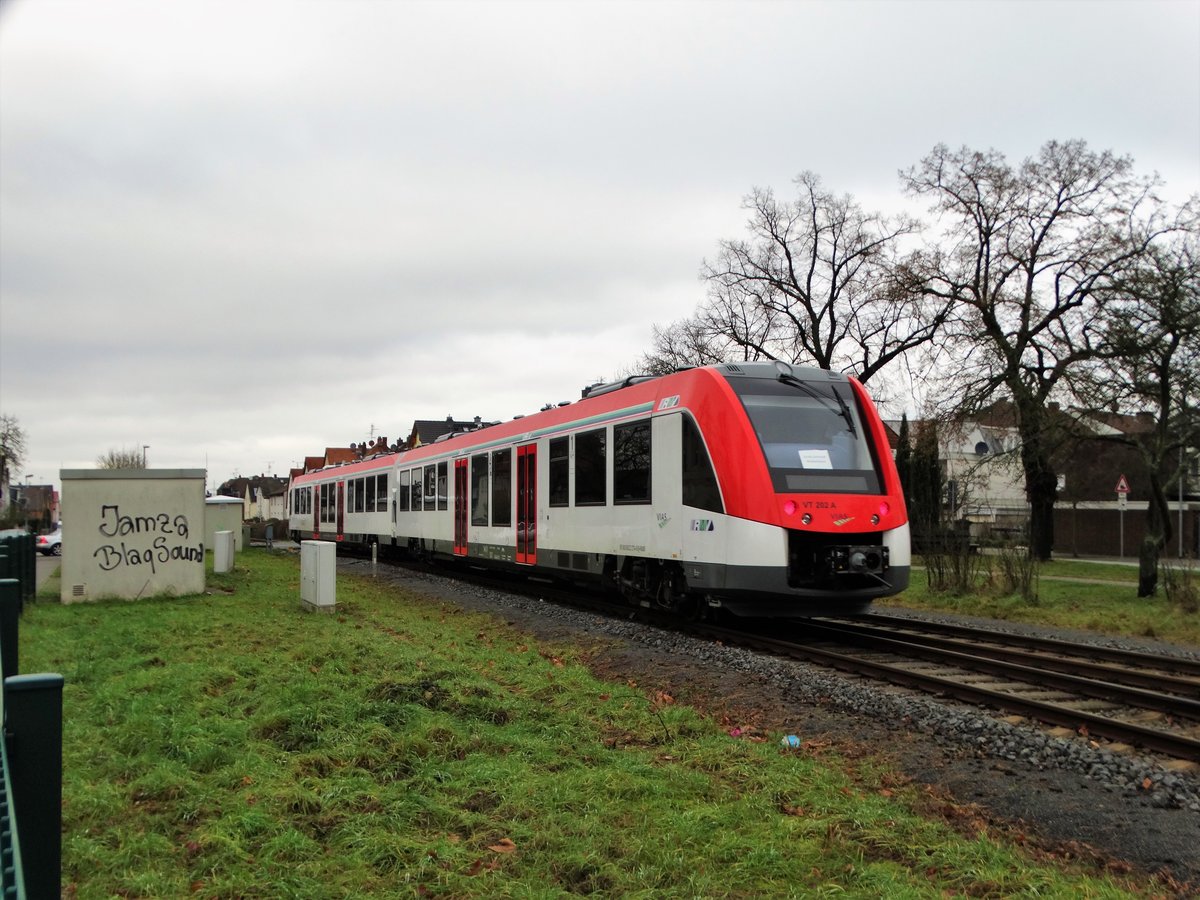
[575,429,606,505]
[732,377,883,494]
[437,462,448,511]
[614,420,652,504]
[411,468,424,510]
[423,465,437,511]
[548,437,569,507]
[376,474,389,511]
[682,414,723,513]
[491,449,512,526]
[471,454,489,525]
[366,475,377,513]
[399,470,410,512]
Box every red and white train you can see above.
[287,362,910,616]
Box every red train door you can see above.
[453,459,468,556]
[516,443,537,565]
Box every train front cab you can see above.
[689,363,910,617]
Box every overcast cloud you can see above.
[2,0,1197,495]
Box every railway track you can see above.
[745,614,1200,763]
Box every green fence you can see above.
[0,531,63,900]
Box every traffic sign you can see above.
[1115,474,1131,495]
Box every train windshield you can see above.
[732,377,883,494]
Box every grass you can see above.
[893,555,1200,647]
[20,550,1171,897]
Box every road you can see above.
[35,552,59,589]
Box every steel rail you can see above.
[850,612,1200,679]
[809,619,1200,698]
[794,621,1200,720]
[689,621,1200,762]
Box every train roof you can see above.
[291,362,857,484]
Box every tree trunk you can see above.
[1138,537,1161,597]
[1015,398,1058,562]
[1022,456,1058,561]
[1138,472,1172,598]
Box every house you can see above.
[406,417,494,448]
[898,401,1199,557]
[3,481,60,531]
[216,475,290,521]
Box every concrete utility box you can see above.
[213,530,235,574]
[205,497,244,553]
[300,540,336,612]
[60,469,207,603]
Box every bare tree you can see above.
[97,447,148,469]
[694,172,945,383]
[0,413,26,488]
[1078,223,1200,595]
[633,316,740,376]
[902,140,1173,560]
[0,414,27,522]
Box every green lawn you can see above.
[896,555,1200,647]
[21,550,1167,897]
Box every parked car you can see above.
[36,529,62,556]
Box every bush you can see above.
[1162,558,1199,613]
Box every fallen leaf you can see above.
[488,838,518,853]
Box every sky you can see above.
[2,0,1198,497]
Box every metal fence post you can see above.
[5,673,64,900]
[20,535,35,604]
[0,580,18,682]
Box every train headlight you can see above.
[784,500,797,516]
[801,513,812,525]
[870,514,880,525]
[878,501,890,517]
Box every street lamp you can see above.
[143,445,149,467]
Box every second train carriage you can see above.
[288,362,910,616]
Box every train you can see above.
[286,361,910,616]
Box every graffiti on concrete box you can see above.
[93,504,205,574]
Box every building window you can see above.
[492,449,511,526]
[548,436,569,507]
[614,420,651,504]
[575,428,606,505]
[471,454,489,525]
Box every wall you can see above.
[60,469,206,603]
[1053,502,1200,559]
